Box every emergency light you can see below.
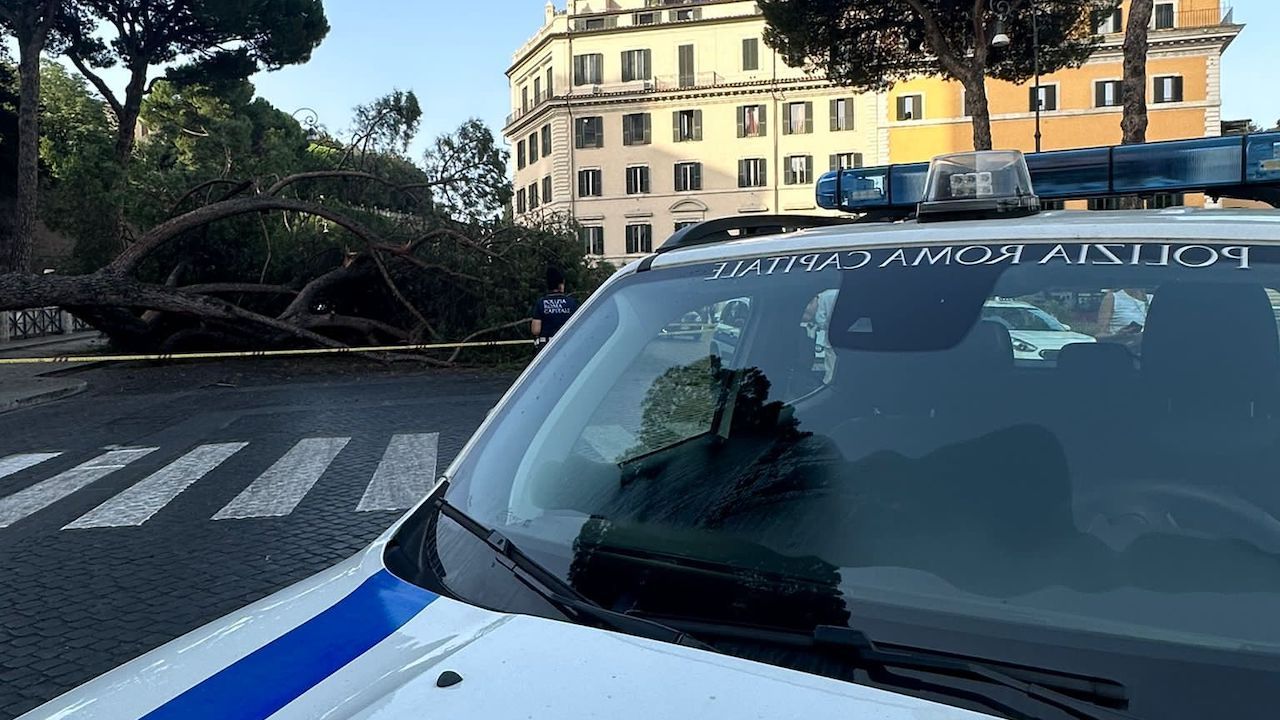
[816,131,1280,216]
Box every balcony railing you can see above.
[1167,5,1234,29]
[506,89,557,126]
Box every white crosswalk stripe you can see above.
[0,452,62,482]
[0,448,157,528]
[65,443,248,529]
[357,433,439,512]
[212,437,351,520]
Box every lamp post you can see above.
[990,0,1041,153]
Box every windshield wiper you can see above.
[431,485,712,651]
[646,617,1133,720]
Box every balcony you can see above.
[506,89,557,126]
[1167,5,1235,29]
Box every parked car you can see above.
[981,298,1095,361]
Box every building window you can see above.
[529,183,540,210]
[830,152,864,171]
[675,221,698,231]
[784,155,814,185]
[533,77,542,103]
[1154,75,1183,103]
[830,97,855,131]
[516,188,526,214]
[575,16,616,31]
[621,49,652,82]
[737,104,767,138]
[542,175,552,204]
[673,109,702,142]
[742,38,759,71]
[1029,84,1058,112]
[1154,2,1175,29]
[634,11,659,25]
[674,162,703,192]
[784,101,813,135]
[546,67,554,97]
[578,168,602,197]
[580,226,605,255]
[622,113,651,145]
[626,165,650,195]
[738,158,767,188]
[575,116,604,148]
[573,53,603,86]
[1095,80,1122,107]
[678,44,695,87]
[541,124,552,155]
[625,223,653,254]
[521,85,529,111]
[1097,7,1123,33]
[671,8,701,22]
[528,132,540,163]
[896,94,922,121]
[516,140,526,170]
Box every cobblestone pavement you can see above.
[0,359,517,719]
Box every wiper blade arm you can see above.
[432,487,712,651]
[814,625,1134,720]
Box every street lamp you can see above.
[990,0,1041,153]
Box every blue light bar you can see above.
[816,131,1280,213]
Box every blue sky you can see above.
[63,0,1280,159]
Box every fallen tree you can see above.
[0,167,611,362]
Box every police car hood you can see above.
[20,549,995,720]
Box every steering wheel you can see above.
[1074,481,1280,554]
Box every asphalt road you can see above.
[0,358,517,719]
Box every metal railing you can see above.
[0,308,92,343]
[1166,5,1234,29]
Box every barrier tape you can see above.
[0,338,534,366]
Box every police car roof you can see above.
[646,208,1280,272]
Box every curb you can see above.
[0,379,89,415]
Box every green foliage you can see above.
[38,61,119,271]
[759,0,1108,88]
[351,90,422,159]
[423,118,512,222]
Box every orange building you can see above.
[885,0,1241,170]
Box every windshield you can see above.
[391,239,1280,718]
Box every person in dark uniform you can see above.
[531,267,579,350]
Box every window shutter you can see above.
[622,51,632,82]
[643,114,651,144]
[1095,82,1105,107]
[782,103,792,135]
[853,152,863,168]
[759,105,767,135]
[1029,86,1039,111]
[574,122,582,148]
[673,111,681,142]
[673,164,681,190]
[693,110,702,141]
[806,156,813,181]
[737,160,746,187]
[896,96,906,120]
[623,117,633,145]
[1173,76,1184,101]
[830,100,839,131]
[736,107,745,138]
[693,163,701,190]
[844,99,855,129]
[759,158,767,186]
[829,154,838,172]
[805,102,814,133]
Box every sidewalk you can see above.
[0,332,106,413]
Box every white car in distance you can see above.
[982,298,1096,361]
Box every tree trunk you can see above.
[6,42,41,274]
[963,73,994,151]
[1122,0,1154,145]
[114,66,148,167]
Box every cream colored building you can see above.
[504,0,883,265]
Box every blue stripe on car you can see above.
[141,569,437,720]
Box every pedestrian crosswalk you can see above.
[0,432,442,532]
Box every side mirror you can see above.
[1063,324,1072,331]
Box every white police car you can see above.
[981,298,1096,361]
[22,136,1280,720]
